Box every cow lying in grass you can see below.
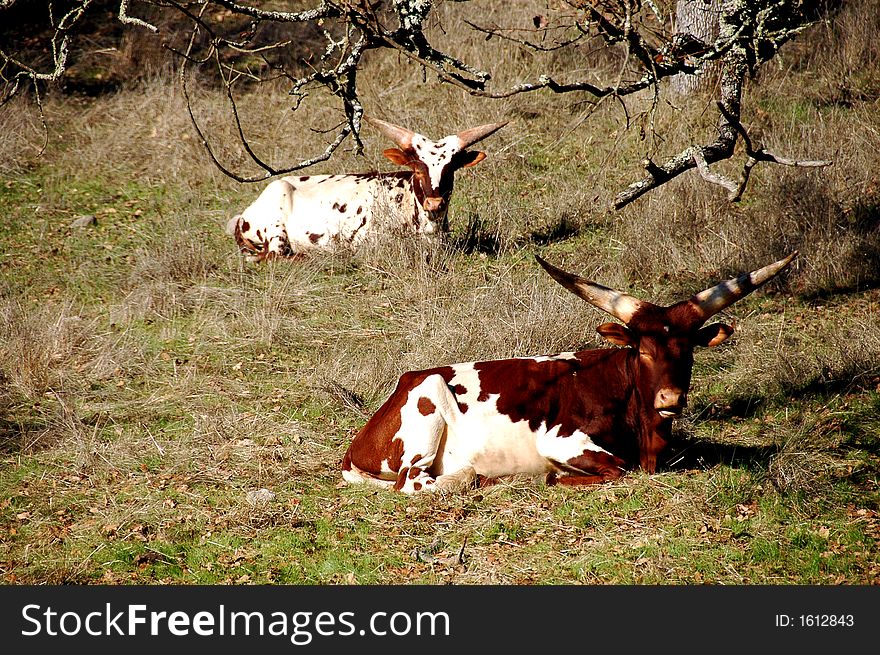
[228,117,507,261]
[341,252,798,492]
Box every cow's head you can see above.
[365,117,507,223]
[537,252,798,469]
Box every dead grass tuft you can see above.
[723,297,880,403]
[768,425,849,496]
[0,96,47,174]
[39,393,102,467]
[114,221,225,323]
[0,299,95,399]
[769,175,880,295]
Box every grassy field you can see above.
[1,1,878,585]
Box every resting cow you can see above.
[341,252,798,492]
[228,117,507,261]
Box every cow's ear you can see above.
[597,322,635,347]
[458,151,487,168]
[695,323,734,348]
[383,148,411,166]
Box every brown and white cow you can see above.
[228,118,507,261]
[341,252,798,492]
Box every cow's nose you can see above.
[655,388,686,417]
[423,196,444,212]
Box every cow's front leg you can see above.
[548,450,627,485]
[433,466,478,492]
[537,429,627,486]
[638,433,668,474]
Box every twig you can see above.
[118,0,158,32]
[716,102,832,168]
[693,147,739,196]
[715,101,832,201]
[613,98,833,209]
[178,24,355,182]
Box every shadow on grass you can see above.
[450,215,503,255]
[691,357,880,427]
[449,213,583,256]
[527,214,581,246]
[0,417,44,455]
[0,389,52,455]
[664,374,880,475]
[661,436,779,473]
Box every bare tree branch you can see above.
[461,17,588,53]
[612,0,832,209]
[714,100,833,201]
[209,0,341,23]
[617,93,834,208]
[2,0,831,200]
[614,139,734,209]
[178,17,359,183]
[118,0,158,32]
[717,101,832,169]
[693,147,739,195]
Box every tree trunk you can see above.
[670,0,722,96]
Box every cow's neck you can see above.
[622,349,671,473]
[378,171,449,232]
[569,348,637,449]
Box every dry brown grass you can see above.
[576,0,880,299]
[0,299,97,399]
[0,96,48,174]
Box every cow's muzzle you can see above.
[423,196,445,213]
[655,388,687,418]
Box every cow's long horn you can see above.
[364,117,416,149]
[536,255,643,324]
[689,251,798,320]
[456,121,509,149]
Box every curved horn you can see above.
[364,117,416,149]
[689,251,798,321]
[456,121,509,149]
[536,255,643,324]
